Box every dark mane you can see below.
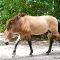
[18,13,26,17]
[6,13,26,30]
[6,15,19,30]
[8,13,26,23]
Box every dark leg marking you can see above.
[13,39,20,55]
[28,41,33,56]
[46,39,53,55]
[46,34,56,55]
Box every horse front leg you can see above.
[12,35,21,56]
[28,40,33,56]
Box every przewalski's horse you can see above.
[4,13,60,56]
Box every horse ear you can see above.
[18,13,26,17]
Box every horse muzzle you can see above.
[4,39,9,45]
[5,42,9,45]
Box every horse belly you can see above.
[31,23,49,35]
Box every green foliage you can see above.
[20,0,54,15]
[54,0,60,19]
[0,0,59,32]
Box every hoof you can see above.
[46,52,50,55]
[29,54,33,57]
[12,50,16,57]
[29,53,33,57]
[12,52,16,58]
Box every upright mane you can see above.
[7,13,26,23]
[6,13,26,30]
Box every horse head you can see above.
[4,13,26,45]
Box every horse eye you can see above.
[7,25,11,31]
[7,27,9,31]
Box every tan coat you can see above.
[4,14,59,41]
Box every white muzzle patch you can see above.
[4,39,9,43]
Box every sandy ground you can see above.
[0,34,60,60]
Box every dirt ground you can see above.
[0,39,60,60]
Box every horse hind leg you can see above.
[46,33,56,55]
[46,27,60,55]
[51,30,60,41]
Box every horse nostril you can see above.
[5,42,9,45]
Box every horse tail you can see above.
[58,20,60,33]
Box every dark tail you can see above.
[58,20,60,33]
